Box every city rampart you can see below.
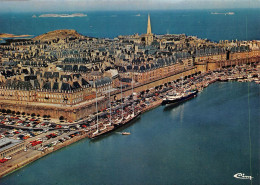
[0,98,108,121]
[0,52,259,122]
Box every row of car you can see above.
[36,132,80,151]
[0,156,12,163]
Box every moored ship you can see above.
[88,111,141,139]
[161,90,198,106]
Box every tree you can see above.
[59,116,64,121]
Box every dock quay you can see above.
[0,64,259,178]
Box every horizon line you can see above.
[0,7,259,13]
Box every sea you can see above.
[0,9,260,185]
[0,9,260,41]
[0,82,259,185]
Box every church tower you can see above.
[147,14,152,35]
[145,14,153,45]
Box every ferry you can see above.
[161,90,198,106]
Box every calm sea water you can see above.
[0,9,260,41]
[0,82,259,185]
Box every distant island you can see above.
[38,13,87,18]
[211,12,235,15]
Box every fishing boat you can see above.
[121,132,131,135]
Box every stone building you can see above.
[0,138,25,158]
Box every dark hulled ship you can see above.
[161,90,198,106]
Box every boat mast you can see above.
[109,83,112,126]
[121,82,123,120]
[95,87,99,132]
[131,69,134,116]
[182,65,184,91]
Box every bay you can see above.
[0,82,259,185]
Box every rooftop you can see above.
[0,138,23,153]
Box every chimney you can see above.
[30,80,35,88]
[50,78,54,90]
[39,79,43,88]
[58,81,62,91]
[78,76,83,87]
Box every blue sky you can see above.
[0,0,259,12]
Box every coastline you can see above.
[0,33,33,39]
[0,132,89,178]
[0,99,163,178]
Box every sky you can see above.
[0,0,259,12]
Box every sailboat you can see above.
[104,85,112,127]
[89,83,115,139]
[92,88,99,136]
[131,74,135,118]
[89,77,140,138]
[115,82,124,125]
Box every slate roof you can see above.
[43,82,51,90]
[44,72,53,79]
[82,78,90,87]
[64,65,72,71]
[79,65,89,72]
[118,66,126,73]
[121,78,132,83]
[24,75,37,81]
[53,72,59,78]
[17,81,33,90]
[60,75,72,81]
[52,82,59,90]
[61,83,72,91]
[73,65,78,71]
[94,77,112,87]
[73,81,81,89]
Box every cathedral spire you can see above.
[147,14,152,35]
